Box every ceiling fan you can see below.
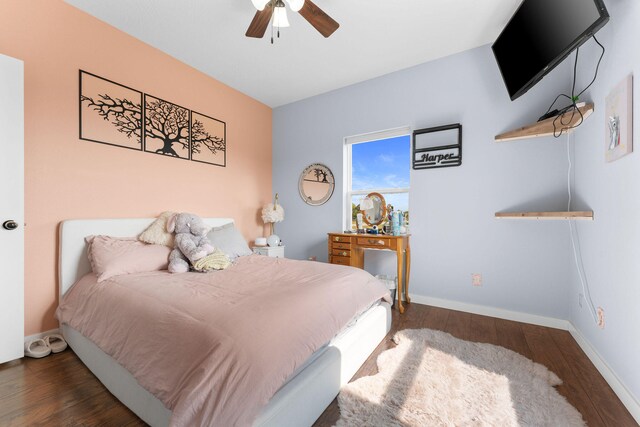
[246,0,339,40]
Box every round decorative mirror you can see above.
[361,192,387,226]
[298,163,335,206]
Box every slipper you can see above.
[24,338,51,359]
[44,334,68,354]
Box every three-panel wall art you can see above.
[79,70,226,167]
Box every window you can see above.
[345,128,411,229]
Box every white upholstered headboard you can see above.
[58,217,234,298]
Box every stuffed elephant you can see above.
[167,212,215,273]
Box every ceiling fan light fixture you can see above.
[272,0,290,28]
[285,0,305,12]
[245,0,338,41]
[251,0,270,11]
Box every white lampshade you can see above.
[251,0,270,11]
[261,203,285,223]
[360,197,374,210]
[272,4,290,27]
[285,0,305,12]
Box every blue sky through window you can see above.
[352,135,410,211]
[352,135,410,190]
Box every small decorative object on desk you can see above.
[262,192,284,243]
[356,212,364,234]
[403,211,410,234]
[392,210,405,236]
[254,237,267,247]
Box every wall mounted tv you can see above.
[492,0,609,101]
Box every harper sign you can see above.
[412,124,462,170]
[415,149,460,168]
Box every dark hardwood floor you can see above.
[1,304,636,426]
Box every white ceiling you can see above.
[65,0,521,107]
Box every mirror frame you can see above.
[361,192,387,226]
[298,163,335,206]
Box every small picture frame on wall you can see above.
[605,74,633,163]
[412,124,462,170]
[79,70,143,151]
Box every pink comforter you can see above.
[57,255,390,426]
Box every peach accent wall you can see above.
[0,1,273,335]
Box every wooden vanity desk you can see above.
[327,233,411,313]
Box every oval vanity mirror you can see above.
[361,192,387,226]
[298,163,335,206]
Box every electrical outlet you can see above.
[472,273,482,287]
[597,307,605,329]
[578,293,584,308]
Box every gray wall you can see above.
[273,44,574,319]
[570,0,640,403]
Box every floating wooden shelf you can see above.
[495,211,594,220]
[495,103,594,142]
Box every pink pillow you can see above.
[85,235,171,282]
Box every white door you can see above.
[0,53,24,363]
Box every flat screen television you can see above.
[492,0,609,101]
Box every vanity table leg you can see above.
[397,249,405,314]
[405,243,411,304]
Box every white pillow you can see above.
[138,211,175,247]
[207,223,252,260]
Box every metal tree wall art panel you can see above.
[191,111,226,167]
[79,71,143,150]
[144,95,191,159]
[78,70,227,167]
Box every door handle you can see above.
[2,220,18,230]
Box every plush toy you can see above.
[167,212,215,273]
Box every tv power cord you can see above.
[542,35,606,138]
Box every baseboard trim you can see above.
[568,324,640,424]
[408,294,571,330]
[24,328,60,344]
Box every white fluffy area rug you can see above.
[336,329,586,427]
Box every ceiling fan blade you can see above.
[246,6,273,38]
[299,0,339,38]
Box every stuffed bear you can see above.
[167,212,215,273]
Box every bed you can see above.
[57,218,392,427]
